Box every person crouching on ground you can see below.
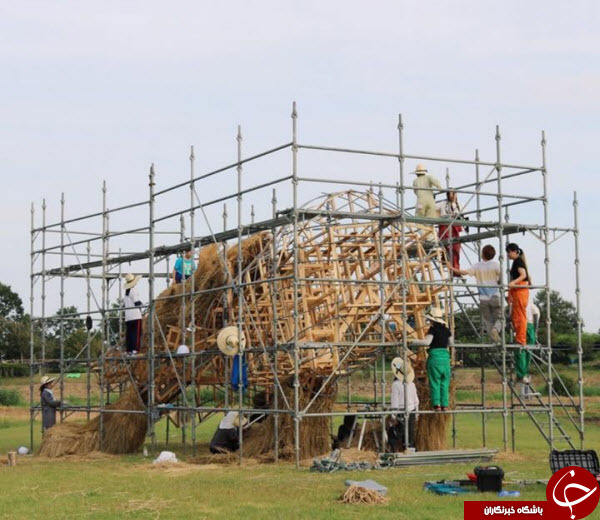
[410,307,453,412]
[40,376,62,432]
[506,243,530,374]
[123,273,143,354]
[172,248,196,284]
[388,357,419,451]
[209,411,247,454]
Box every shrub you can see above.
[0,388,23,406]
[544,374,577,397]
[0,363,29,377]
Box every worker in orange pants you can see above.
[506,243,530,350]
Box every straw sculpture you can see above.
[339,485,389,505]
[42,190,455,458]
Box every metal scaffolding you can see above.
[29,104,585,466]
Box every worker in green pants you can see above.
[515,301,539,382]
[410,307,453,411]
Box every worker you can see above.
[517,299,540,388]
[40,376,61,432]
[123,273,143,354]
[209,411,247,454]
[437,190,463,271]
[447,244,502,343]
[412,164,442,218]
[410,307,453,412]
[172,249,196,284]
[506,243,530,348]
[388,357,419,451]
[332,415,357,450]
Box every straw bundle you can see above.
[151,233,271,345]
[414,377,455,452]
[242,379,336,460]
[38,388,147,457]
[339,485,389,505]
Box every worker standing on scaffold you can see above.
[123,273,143,354]
[506,243,531,380]
[410,307,453,412]
[411,164,442,218]
[172,248,196,284]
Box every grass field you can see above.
[1,366,599,519]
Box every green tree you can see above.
[534,290,580,341]
[0,282,24,320]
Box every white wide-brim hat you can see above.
[391,357,415,383]
[426,307,447,325]
[217,326,246,356]
[233,412,249,428]
[411,163,428,175]
[39,375,56,388]
[123,273,142,289]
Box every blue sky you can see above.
[1,1,598,330]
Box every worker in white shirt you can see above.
[388,357,419,451]
[123,273,143,353]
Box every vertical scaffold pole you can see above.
[222,203,229,410]
[148,165,157,449]
[100,181,108,450]
[495,126,508,452]
[236,125,244,463]
[29,202,35,451]
[398,114,411,451]
[541,131,554,449]
[190,145,198,455]
[59,193,65,422]
[573,191,584,449]
[378,184,386,448]
[475,149,487,447]
[41,200,47,372]
[292,101,301,468]
[271,187,280,461]
[179,214,187,449]
[86,242,92,422]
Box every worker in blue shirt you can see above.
[172,249,196,284]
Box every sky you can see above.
[1,1,599,330]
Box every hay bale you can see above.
[39,388,147,457]
[242,378,336,460]
[339,485,389,505]
[414,377,455,452]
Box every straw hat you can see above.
[426,307,447,325]
[391,357,415,383]
[217,326,246,356]
[412,163,428,175]
[233,412,249,428]
[39,375,56,388]
[123,273,142,289]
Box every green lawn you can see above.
[0,412,597,519]
[1,364,598,519]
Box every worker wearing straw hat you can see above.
[123,273,143,354]
[389,357,419,450]
[209,411,248,454]
[40,376,61,432]
[410,307,453,411]
[412,163,443,218]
